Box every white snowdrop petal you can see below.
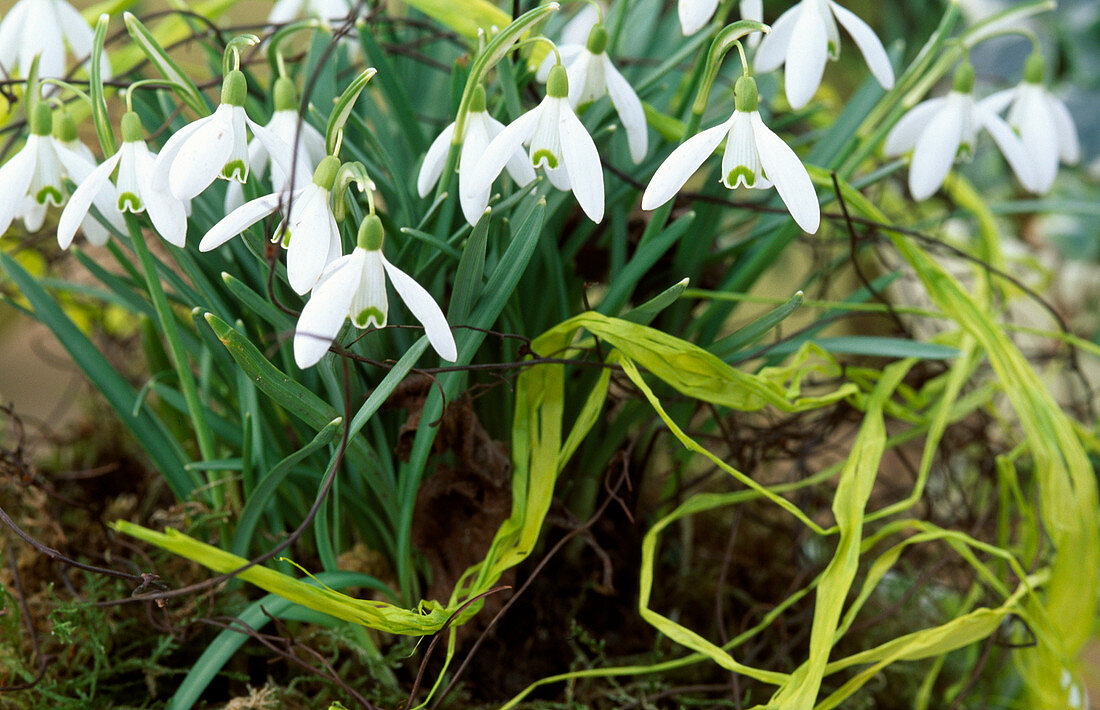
[268,0,305,25]
[559,101,605,223]
[199,190,293,251]
[0,2,29,74]
[349,251,387,328]
[0,143,38,235]
[1046,94,1080,165]
[135,145,188,247]
[979,88,1015,116]
[382,256,458,362]
[721,113,767,189]
[54,0,97,69]
[464,105,541,221]
[561,5,600,47]
[247,114,305,188]
[751,112,819,233]
[883,97,947,156]
[487,114,537,189]
[168,109,235,200]
[458,117,495,225]
[784,3,829,109]
[294,253,363,369]
[604,58,648,164]
[57,150,121,249]
[641,118,733,210]
[829,1,894,90]
[679,0,720,36]
[981,109,1040,194]
[908,99,964,200]
[286,187,338,294]
[417,122,456,198]
[152,117,207,192]
[753,5,800,73]
[1016,87,1059,193]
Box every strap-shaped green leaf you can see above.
[123,12,208,115]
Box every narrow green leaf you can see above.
[123,12,208,115]
[90,14,115,154]
[447,209,491,322]
[621,278,690,326]
[325,68,377,155]
[711,291,804,359]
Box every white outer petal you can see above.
[458,115,494,225]
[486,114,537,188]
[883,97,947,156]
[1046,93,1080,165]
[286,187,338,295]
[168,108,234,200]
[152,116,207,191]
[1014,86,1058,193]
[828,1,893,90]
[979,88,1015,116]
[751,112,820,233]
[55,0,103,74]
[417,122,456,197]
[57,149,121,249]
[135,143,188,247]
[561,5,600,47]
[785,2,828,109]
[980,109,1040,194]
[0,1,29,76]
[199,190,295,251]
[908,96,964,200]
[741,0,764,46]
[381,256,458,362]
[641,117,733,210]
[536,45,584,83]
[268,0,305,24]
[679,0,720,36]
[294,252,363,369]
[603,57,648,164]
[0,142,38,235]
[463,105,541,220]
[247,114,305,189]
[558,100,605,223]
[753,5,800,73]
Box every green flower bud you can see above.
[586,25,608,55]
[547,64,570,99]
[358,214,385,251]
[221,69,247,106]
[734,75,759,113]
[121,111,144,143]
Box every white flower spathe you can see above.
[465,65,605,223]
[268,0,358,24]
[58,115,189,248]
[293,217,457,368]
[200,156,342,295]
[417,93,536,226]
[642,78,820,234]
[981,82,1080,195]
[679,0,762,37]
[535,23,648,165]
[754,0,894,110]
[884,90,1038,200]
[0,0,111,80]
[225,107,327,212]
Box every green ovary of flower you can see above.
[532,149,559,169]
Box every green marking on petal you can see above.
[532,149,559,169]
[354,307,385,328]
[956,142,973,162]
[36,186,64,206]
[118,192,143,213]
[280,228,291,248]
[221,160,248,182]
[727,166,756,188]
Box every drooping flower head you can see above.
[643,75,820,234]
[418,85,536,225]
[884,60,1037,200]
[59,111,189,248]
[293,214,458,368]
[535,20,648,165]
[201,155,343,295]
[0,0,111,80]
[754,0,894,110]
[153,69,299,203]
[980,50,1080,195]
[465,63,605,223]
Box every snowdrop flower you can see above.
[0,102,116,238]
[980,52,1080,195]
[293,214,458,368]
[465,64,605,223]
[884,61,1037,200]
[0,0,110,80]
[642,75,820,233]
[154,69,297,203]
[535,23,648,165]
[268,0,357,24]
[201,155,342,295]
[58,112,189,248]
[754,0,894,110]
[418,86,536,225]
[225,76,327,212]
[680,0,762,37]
